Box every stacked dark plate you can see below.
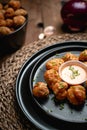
[16,41,87,130]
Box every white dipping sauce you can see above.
[61,65,87,84]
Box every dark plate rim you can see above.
[16,41,87,130]
[29,42,87,123]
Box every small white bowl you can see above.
[59,60,87,85]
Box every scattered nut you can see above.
[44,26,56,36]
[38,33,45,40]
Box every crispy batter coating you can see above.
[0,9,6,15]
[32,50,87,105]
[14,8,28,16]
[0,19,6,27]
[67,85,86,105]
[0,26,12,35]
[79,49,87,61]
[44,69,61,89]
[5,7,14,18]
[9,0,21,10]
[52,81,68,100]
[6,19,13,27]
[46,58,64,70]
[0,12,4,19]
[13,15,26,26]
[62,52,78,62]
[32,82,49,98]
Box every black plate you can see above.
[30,43,87,123]
[16,41,87,130]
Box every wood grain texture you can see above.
[21,0,87,44]
[21,0,63,44]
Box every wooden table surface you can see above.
[21,0,63,44]
[0,0,87,59]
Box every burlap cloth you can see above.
[0,33,87,130]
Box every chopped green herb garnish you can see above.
[59,82,64,89]
[85,118,87,121]
[55,54,59,56]
[69,66,80,79]
[33,79,36,82]
[51,62,56,66]
[51,96,55,100]
[59,103,64,110]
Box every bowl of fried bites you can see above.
[0,0,28,56]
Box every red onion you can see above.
[61,0,87,31]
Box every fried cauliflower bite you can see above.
[79,49,87,61]
[32,82,49,98]
[67,85,86,105]
[5,7,14,18]
[52,81,68,100]
[0,19,6,27]
[62,52,78,62]
[13,15,26,27]
[9,0,21,10]
[44,69,61,89]
[0,26,12,35]
[0,12,4,19]
[6,19,13,27]
[0,9,6,15]
[14,8,28,16]
[46,58,64,70]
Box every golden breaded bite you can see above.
[6,19,13,27]
[14,8,28,16]
[44,69,61,89]
[52,81,68,100]
[9,0,21,10]
[13,15,26,27]
[62,52,78,62]
[46,58,64,70]
[5,7,14,18]
[0,12,4,19]
[0,19,6,27]
[0,26,12,35]
[0,9,6,15]
[67,85,86,105]
[32,82,49,98]
[79,49,87,61]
